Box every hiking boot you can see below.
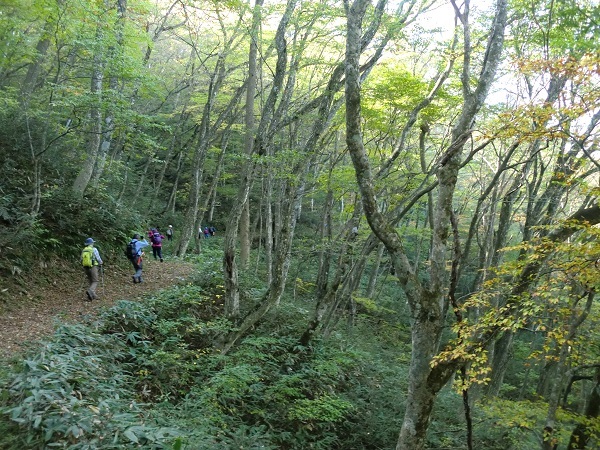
[85,291,92,301]
[132,276,137,284]
[160,258,163,262]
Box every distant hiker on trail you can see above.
[127,234,149,284]
[81,237,103,301]
[209,226,216,236]
[203,226,210,239]
[151,228,165,262]
[166,225,173,241]
[198,226,203,239]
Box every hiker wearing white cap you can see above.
[81,237,103,301]
[166,224,173,241]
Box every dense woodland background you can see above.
[1,0,600,448]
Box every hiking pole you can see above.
[100,265,105,296]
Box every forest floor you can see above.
[0,255,196,358]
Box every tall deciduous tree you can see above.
[344,0,508,447]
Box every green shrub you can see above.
[0,323,180,449]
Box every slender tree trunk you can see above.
[177,46,243,257]
[72,13,106,197]
[315,187,334,299]
[203,128,230,224]
[240,202,251,266]
[265,153,274,284]
[365,242,384,298]
[484,76,568,394]
[91,0,127,188]
[486,332,514,397]
[20,25,51,101]
[239,0,262,268]
[542,291,595,450]
[72,68,103,197]
[166,151,184,214]
[223,0,297,317]
[132,156,151,203]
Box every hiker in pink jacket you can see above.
[150,228,165,262]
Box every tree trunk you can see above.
[166,151,184,214]
[568,367,600,450]
[240,202,251,267]
[176,43,246,257]
[223,0,296,317]
[203,128,230,224]
[343,1,509,447]
[365,242,384,298]
[239,0,262,268]
[315,187,334,300]
[20,20,52,102]
[398,301,444,449]
[542,291,595,450]
[72,58,104,197]
[265,155,274,284]
[486,331,514,397]
[91,0,127,188]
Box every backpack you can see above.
[82,246,95,267]
[152,232,162,245]
[125,240,137,260]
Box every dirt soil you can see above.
[0,257,196,358]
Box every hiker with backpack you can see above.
[126,234,149,283]
[150,228,165,262]
[166,225,173,241]
[81,237,103,301]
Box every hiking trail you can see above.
[0,257,195,358]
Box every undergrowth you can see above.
[0,242,541,449]
[0,255,416,450]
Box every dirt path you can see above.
[0,257,196,358]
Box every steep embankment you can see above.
[0,256,196,358]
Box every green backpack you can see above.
[82,246,95,268]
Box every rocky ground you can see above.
[0,256,196,358]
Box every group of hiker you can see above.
[80,224,175,301]
[82,223,219,301]
[199,225,216,239]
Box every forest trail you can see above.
[0,256,196,358]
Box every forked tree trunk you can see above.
[343,1,508,448]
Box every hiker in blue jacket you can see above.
[129,234,150,283]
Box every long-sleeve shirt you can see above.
[92,247,103,265]
[132,239,150,256]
